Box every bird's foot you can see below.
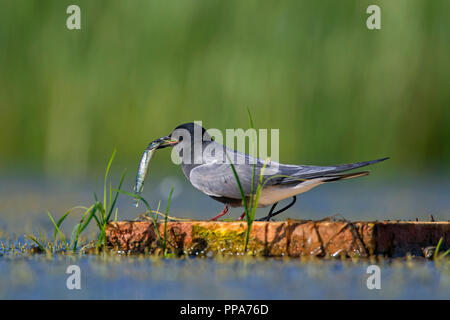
[208,204,229,221]
[257,196,297,221]
[255,216,275,222]
[240,212,277,221]
[237,212,246,221]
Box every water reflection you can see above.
[0,173,448,234]
[0,256,448,299]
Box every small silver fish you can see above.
[134,141,161,207]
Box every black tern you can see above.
[139,122,388,221]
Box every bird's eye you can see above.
[179,136,184,142]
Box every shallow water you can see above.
[0,255,449,299]
[0,174,449,299]
[1,173,449,231]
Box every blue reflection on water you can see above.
[0,256,448,299]
[0,173,449,300]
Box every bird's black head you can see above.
[171,122,212,146]
[173,122,207,136]
[147,122,211,150]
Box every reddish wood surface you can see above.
[106,220,450,257]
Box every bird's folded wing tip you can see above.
[373,156,390,163]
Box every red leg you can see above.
[237,211,246,221]
[208,204,229,221]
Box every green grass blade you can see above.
[247,107,255,129]
[97,228,106,249]
[91,209,102,229]
[106,169,126,222]
[52,209,71,240]
[243,160,268,252]
[250,159,269,221]
[109,183,112,213]
[26,235,46,251]
[156,200,161,215]
[225,152,248,214]
[163,188,175,256]
[104,147,117,216]
[440,249,450,259]
[434,237,443,260]
[247,108,256,217]
[115,189,161,241]
[70,223,81,250]
[225,151,253,252]
[78,204,98,235]
[47,211,67,246]
[49,205,101,243]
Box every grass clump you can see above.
[226,109,268,252]
[29,148,126,253]
[28,148,176,257]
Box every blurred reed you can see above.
[0,0,449,178]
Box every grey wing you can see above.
[202,141,265,167]
[196,140,388,192]
[276,157,389,183]
[189,162,279,199]
[192,142,280,198]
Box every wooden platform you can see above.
[105,220,450,257]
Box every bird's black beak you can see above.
[153,135,179,149]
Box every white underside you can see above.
[256,178,325,207]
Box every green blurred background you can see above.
[1,0,449,178]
